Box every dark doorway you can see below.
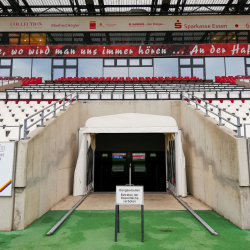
[94,133,166,192]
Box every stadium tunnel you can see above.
[73,113,187,197]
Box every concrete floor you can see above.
[51,193,212,211]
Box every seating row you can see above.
[215,76,250,85]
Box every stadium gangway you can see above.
[0,76,21,86]
[182,92,242,137]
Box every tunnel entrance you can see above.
[94,133,166,192]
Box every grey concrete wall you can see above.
[13,102,80,230]
[179,101,250,229]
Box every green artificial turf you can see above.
[0,210,250,250]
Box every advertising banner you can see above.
[0,142,15,197]
[0,44,249,57]
[1,16,250,32]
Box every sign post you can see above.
[115,186,144,242]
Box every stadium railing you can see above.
[0,76,21,86]
[183,92,241,137]
[23,92,77,139]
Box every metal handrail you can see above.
[244,124,250,138]
[23,92,78,140]
[183,92,242,137]
[0,125,22,141]
[0,77,21,86]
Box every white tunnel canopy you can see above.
[82,113,179,134]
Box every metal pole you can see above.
[114,205,118,242]
[129,163,131,185]
[218,109,222,126]
[118,205,120,233]
[63,98,65,111]
[23,119,27,140]
[237,117,241,137]
[169,190,218,236]
[41,110,44,127]
[141,205,144,242]
[205,102,209,117]
[195,98,199,110]
[46,189,92,236]
[53,103,56,118]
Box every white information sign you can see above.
[116,186,144,205]
[0,142,15,197]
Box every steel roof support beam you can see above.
[86,0,96,15]
[151,0,158,15]
[180,0,187,15]
[98,0,105,15]
[69,0,77,15]
[175,0,181,15]
[234,0,248,13]
[22,0,35,16]
[0,1,8,15]
[222,0,234,14]
[160,0,170,15]
[7,0,21,15]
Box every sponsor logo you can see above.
[175,20,182,29]
[10,22,42,27]
[89,21,96,29]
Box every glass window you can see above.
[104,59,115,66]
[154,58,178,77]
[142,59,152,66]
[112,164,124,172]
[193,68,204,79]
[53,59,64,66]
[0,68,10,77]
[30,33,46,45]
[129,59,140,66]
[9,38,19,44]
[12,59,32,77]
[129,67,153,77]
[247,67,250,76]
[225,57,245,76]
[66,59,77,66]
[78,59,103,77]
[246,58,250,65]
[205,57,225,80]
[20,33,29,44]
[132,153,145,161]
[193,58,204,65]
[53,68,64,80]
[180,58,190,65]
[104,67,128,77]
[180,68,191,77]
[112,153,126,161]
[134,164,146,172]
[65,68,76,78]
[117,59,127,66]
[32,59,52,80]
[1,59,11,66]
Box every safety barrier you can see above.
[183,93,241,137]
[23,92,77,140]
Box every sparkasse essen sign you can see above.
[0,44,249,57]
[1,16,250,32]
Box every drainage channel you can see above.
[46,189,92,236]
[169,189,218,236]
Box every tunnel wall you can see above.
[13,102,80,230]
[11,100,250,230]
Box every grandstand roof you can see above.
[0,0,249,17]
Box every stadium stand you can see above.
[1,75,250,141]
